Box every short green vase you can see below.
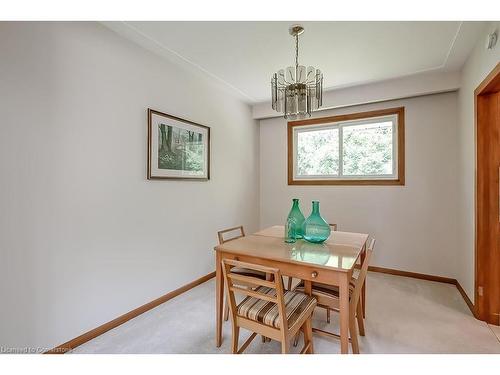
[286,198,305,239]
[302,201,331,243]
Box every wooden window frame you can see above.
[287,107,405,186]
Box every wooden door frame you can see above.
[474,62,500,323]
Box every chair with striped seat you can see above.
[218,226,268,322]
[222,259,316,354]
[286,223,338,291]
[294,238,375,354]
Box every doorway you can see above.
[475,62,500,325]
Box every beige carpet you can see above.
[71,272,500,354]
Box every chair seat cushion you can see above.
[295,280,355,300]
[230,267,267,279]
[237,286,316,329]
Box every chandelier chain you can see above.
[295,34,299,68]
[295,33,299,78]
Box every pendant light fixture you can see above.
[270,24,323,119]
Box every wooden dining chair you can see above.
[222,259,316,354]
[286,223,338,291]
[218,226,268,322]
[318,235,371,325]
[294,238,375,354]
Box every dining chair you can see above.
[294,238,375,354]
[222,259,316,354]
[286,223,338,291]
[218,226,268,322]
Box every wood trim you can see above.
[367,266,456,284]
[456,280,476,317]
[367,266,477,317]
[45,271,216,354]
[474,62,500,324]
[290,107,405,126]
[288,178,404,186]
[287,107,405,186]
[474,62,500,96]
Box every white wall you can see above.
[260,93,460,278]
[456,22,500,302]
[0,22,259,349]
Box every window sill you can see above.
[287,178,405,186]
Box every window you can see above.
[288,107,404,185]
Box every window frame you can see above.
[287,107,405,186]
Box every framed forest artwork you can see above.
[147,109,210,180]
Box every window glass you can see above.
[296,128,339,176]
[342,121,393,176]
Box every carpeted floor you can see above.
[71,272,500,354]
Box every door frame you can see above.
[474,62,500,323]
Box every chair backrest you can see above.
[351,238,375,308]
[221,259,288,332]
[218,226,245,245]
[329,223,338,231]
[367,238,376,251]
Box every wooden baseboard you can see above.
[367,265,456,284]
[455,280,477,317]
[45,271,216,354]
[367,265,476,316]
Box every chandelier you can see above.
[271,24,323,119]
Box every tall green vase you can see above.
[302,201,331,243]
[286,198,305,239]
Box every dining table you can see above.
[214,225,369,354]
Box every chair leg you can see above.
[287,276,293,291]
[231,325,240,354]
[356,301,365,336]
[349,314,359,354]
[358,294,364,319]
[326,308,331,323]
[303,318,314,354]
[223,299,230,321]
[281,339,289,354]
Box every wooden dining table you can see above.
[214,225,369,354]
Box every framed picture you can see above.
[147,109,210,180]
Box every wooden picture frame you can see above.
[147,109,210,180]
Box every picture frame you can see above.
[147,108,210,180]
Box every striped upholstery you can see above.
[295,280,355,299]
[237,286,316,329]
[231,267,267,279]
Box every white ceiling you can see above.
[104,21,486,103]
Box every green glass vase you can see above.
[302,201,331,243]
[286,198,305,239]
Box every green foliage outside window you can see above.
[296,121,393,177]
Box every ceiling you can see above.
[104,21,486,103]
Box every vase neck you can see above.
[292,199,299,209]
[311,201,320,214]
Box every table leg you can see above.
[303,279,312,295]
[361,244,366,318]
[339,272,349,354]
[215,251,223,347]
